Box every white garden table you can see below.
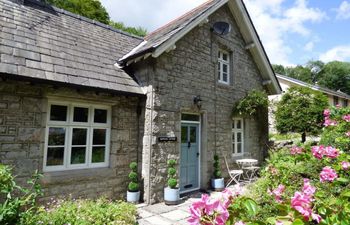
[236,159,259,182]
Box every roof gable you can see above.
[118,0,281,95]
[0,0,144,95]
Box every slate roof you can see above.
[118,0,226,65]
[0,0,144,95]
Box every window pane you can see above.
[190,127,196,143]
[218,63,221,80]
[232,144,235,153]
[47,147,64,166]
[181,126,187,143]
[223,64,228,73]
[94,109,107,123]
[50,105,67,121]
[73,107,88,122]
[237,143,242,153]
[232,122,235,129]
[223,53,228,61]
[72,128,87,145]
[71,147,86,164]
[237,120,242,129]
[237,132,242,142]
[48,128,65,146]
[92,147,105,163]
[223,73,228,82]
[93,129,106,145]
[181,114,200,121]
[232,132,235,142]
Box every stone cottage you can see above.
[0,0,281,204]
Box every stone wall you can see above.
[133,5,269,203]
[0,79,144,201]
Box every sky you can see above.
[100,0,350,66]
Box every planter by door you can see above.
[127,191,140,203]
[164,187,180,205]
[211,178,224,191]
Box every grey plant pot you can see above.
[211,178,225,191]
[127,190,140,203]
[164,187,180,205]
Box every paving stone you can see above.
[144,216,173,225]
[142,203,175,214]
[160,209,190,221]
[137,208,154,219]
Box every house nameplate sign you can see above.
[158,136,177,142]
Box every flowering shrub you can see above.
[189,106,350,224]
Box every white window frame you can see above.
[44,101,111,172]
[232,118,244,156]
[218,49,230,84]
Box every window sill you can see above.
[42,167,115,185]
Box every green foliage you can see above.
[320,106,350,151]
[46,0,110,24]
[167,178,178,189]
[275,86,328,141]
[0,164,42,225]
[109,21,147,37]
[21,198,137,225]
[127,162,139,192]
[272,60,350,95]
[269,132,301,141]
[46,0,147,37]
[213,154,222,179]
[128,182,139,192]
[167,159,178,189]
[232,89,268,117]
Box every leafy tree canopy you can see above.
[46,0,147,37]
[275,86,328,142]
[273,60,350,95]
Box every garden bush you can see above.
[21,198,137,225]
[188,106,350,224]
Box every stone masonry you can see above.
[0,79,144,201]
[133,5,269,204]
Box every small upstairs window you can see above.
[333,96,339,106]
[218,50,230,84]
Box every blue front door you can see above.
[180,123,199,192]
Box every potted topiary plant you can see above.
[211,154,224,191]
[126,162,140,203]
[164,159,180,205]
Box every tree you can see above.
[317,61,350,95]
[46,0,147,37]
[272,64,286,75]
[275,86,328,142]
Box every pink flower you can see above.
[302,179,316,197]
[320,167,338,183]
[291,191,313,220]
[324,118,337,127]
[324,146,339,158]
[291,146,303,155]
[276,221,283,225]
[312,213,322,223]
[346,131,350,137]
[323,109,331,117]
[272,184,285,203]
[341,161,350,170]
[343,114,350,122]
[312,145,325,160]
[234,221,246,225]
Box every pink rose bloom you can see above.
[346,131,350,137]
[323,109,331,117]
[320,167,338,183]
[290,146,303,155]
[324,118,337,127]
[302,179,316,197]
[343,114,350,122]
[324,146,339,158]
[272,184,285,203]
[341,161,350,170]
[312,145,325,159]
[234,221,246,225]
[291,191,313,220]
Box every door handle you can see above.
[188,142,191,148]
[197,152,199,157]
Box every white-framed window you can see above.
[218,49,230,84]
[44,101,111,172]
[232,118,244,155]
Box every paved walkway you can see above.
[137,185,244,225]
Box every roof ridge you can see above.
[145,0,214,40]
[24,0,144,41]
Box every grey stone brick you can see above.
[0,62,18,74]
[13,49,40,61]
[26,59,54,71]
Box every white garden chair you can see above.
[224,156,243,187]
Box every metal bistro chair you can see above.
[224,156,243,187]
